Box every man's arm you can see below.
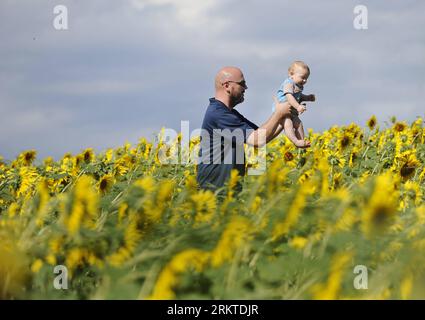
[246,100,291,147]
[270,122,284,141]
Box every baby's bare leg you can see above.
[283,116,303,147]
[292,116,305,140]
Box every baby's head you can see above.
[288,61,310,86]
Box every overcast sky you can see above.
[1,0,424,160]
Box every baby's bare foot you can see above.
[295,140,311,148]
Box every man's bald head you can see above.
[214,66,247,108]
[214,66,244,90]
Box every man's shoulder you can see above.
[204,98,230,118]
[202,98,258,130]
[202,99,225,129]
[207,98,228,111]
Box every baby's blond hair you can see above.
[288,61,310,75]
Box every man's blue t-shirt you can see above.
[196,98,258,191]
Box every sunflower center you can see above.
[372,205,393,226]
[341,136,350,148]
[284,152,294,161]
[400,164,415,178]
[100,179,108,191]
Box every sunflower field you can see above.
[1,116,425,300]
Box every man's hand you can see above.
[273,96,291,118]
[295,103,307,114]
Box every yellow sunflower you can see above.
[367,115,377,130]
[393,121,407,133]
[362,173,398,237]
[97,174,115,194]
[18,150,37,166]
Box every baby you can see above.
[275,61,315,148]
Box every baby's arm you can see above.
[300,94,316,102]
[282,116,310,148]
[286,94,306,114]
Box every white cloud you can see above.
[129,0,220,27]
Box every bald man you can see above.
[196,66,292,192]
